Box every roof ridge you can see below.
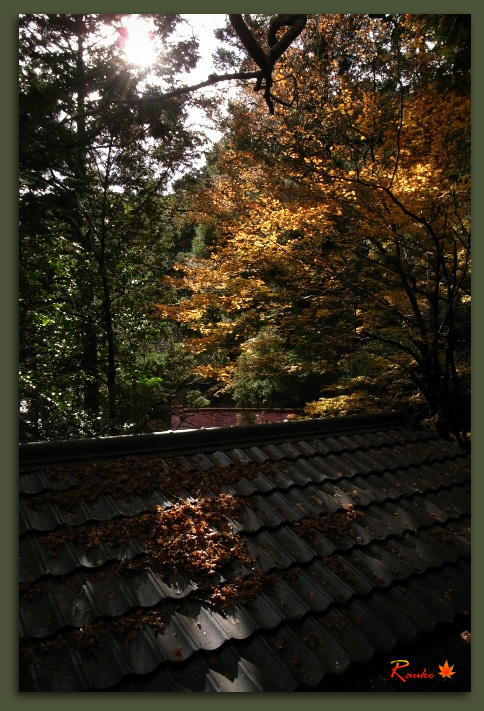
[19,411,411,472]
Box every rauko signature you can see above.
[391,659,436,682]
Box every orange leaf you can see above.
[438,660,456,679]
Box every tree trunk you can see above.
[75,25,100,421]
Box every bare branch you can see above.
[229,13,307,114]
[110,71,262,106]
[228,14,273,79]
[267,14,307,62]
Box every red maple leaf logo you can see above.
[438,660,456,679]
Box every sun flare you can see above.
[121,16,156,68]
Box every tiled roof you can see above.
[19,412,471,692]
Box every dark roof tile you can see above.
[256,443,289,461]
[303,438,331,455]
[275,461,313,487]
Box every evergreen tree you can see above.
[19,13,202,439]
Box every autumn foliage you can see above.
[159,14,470,446]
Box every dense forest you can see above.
[19,14,471,448]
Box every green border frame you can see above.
[6,1,480,708]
